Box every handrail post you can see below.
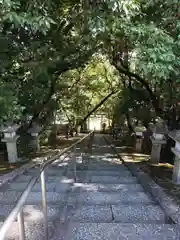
[40,170,48,240]
[17,210,26,240]
[73,145,77,182]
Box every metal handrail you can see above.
[0,131,94,240]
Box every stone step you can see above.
[74,191,153,205]
[6,182,71,193]
[0,204,63,221]
[0,191,68,204]
[14,175,74,183]
[68,223,180,239]
[72,183,144,192]
[0,220,55,240]
[84,175,138,184]
[24,168,65,176]
[85,170,132,177]
[68,203,166,223]
[69,163,127,170]
[0,189,152,206]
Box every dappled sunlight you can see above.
[120,153,150,163]
[73,183,98,192]
[23,205,44,221]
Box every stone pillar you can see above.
[28,123,42,152]
[30,133,40,151]
[150,136,166,164]
[2,136,19,163]
[135,132,143,152]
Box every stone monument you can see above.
[1,124,20,163]
[28,122,42,151]
[134,125,146,152]
[149,119,167,164]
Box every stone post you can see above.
[135,133,143,152]
[1,125,20,163]
[150,136,166,164]
[149,120,168,164]
[31,133,40,151]
[134,126,146,152]
[28,123,42,152]
[169,130,180,184]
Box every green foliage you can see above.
[0,0,179,130]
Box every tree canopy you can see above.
[0,0,179,130]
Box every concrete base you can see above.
[171,148,180,184]
[150,137,166,164]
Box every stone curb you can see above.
[104,136,180,225]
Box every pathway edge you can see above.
[104,135,180,225]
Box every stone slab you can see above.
[85,170,132,177]
[87,175,138,184]
[6,182,71,192]
[25,168,65,176]
[0,191,68,204]
[15,175,74,183]
[112,204,166,223]
[0,220,55,240]
[0,204,63,221]
[74,191,153,205]
[69,223,180,240]
[72,183,144,192]
[71,205,112,222]
[71,165,128,172]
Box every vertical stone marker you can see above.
[1,124,20,163]
[149,120,167,164]
[169,130,180,184]
[134,125,146,152]
[28,122,42,152]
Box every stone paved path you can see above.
[0,134,180,239]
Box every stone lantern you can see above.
[169,130,180,184]
[149,121,167,164]
[134,125,146,152]
[28,123,42,151]
[1,124,20,163]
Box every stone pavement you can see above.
[0,134,180,239]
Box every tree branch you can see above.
[113,61,164,117]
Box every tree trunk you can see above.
[125,113,134,133]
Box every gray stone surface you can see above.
[87,165,128,171]
[112,204,166,223]
[69,223,180,240]
[71,205,112,222]
[25,168,65,176]
[75,191,153,205]
[0,220,55,240]
[72,183,144,192]
[0,204,63,221]
[0,134,177,239]
[0,191,21,203]
[0,191,67,204]
[6,182,71,192]
[85,170,132,177]
[88,175,138,184]
[15,175,74,183]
